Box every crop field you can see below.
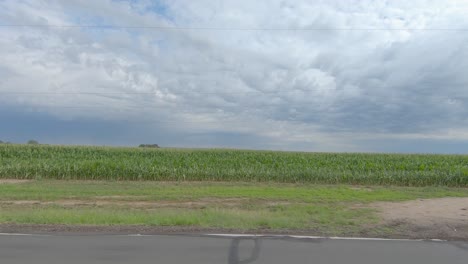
[1,144,468,186]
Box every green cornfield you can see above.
[1,144,468,186]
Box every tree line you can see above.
[0,140,39,145]
[1,140,160,148]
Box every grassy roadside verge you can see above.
[1,180,468,235]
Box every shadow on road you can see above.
[228,238,262,264]
[450,241,468,252]
[226,236,326,263]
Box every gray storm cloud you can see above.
[1,0,468,151]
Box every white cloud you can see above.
[1,0,468,150]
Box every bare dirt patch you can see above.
[0,223,324,236]
[373,197,468,225]
[94,195,148,200]
[0,179,31,184]
[0,197,251,209]
[372,197,468,240]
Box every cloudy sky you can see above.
[1,0,468,153]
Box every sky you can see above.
[1,0,468,153]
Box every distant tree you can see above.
[138,144,160,148]
[0,140,3,144]
[27,140,39,145]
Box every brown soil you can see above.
[0,223,324,236]
[373,198,468,225]
[0,179,31,184]
[371,197,468,240]
[0,197,295,209]
[0,197,252,209]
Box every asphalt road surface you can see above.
[1,234,467,264]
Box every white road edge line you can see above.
[204,234,446,242]
[0,232,447,242]
[0,233,51,237]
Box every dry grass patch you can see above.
[0,197,256,209]
[0,179,31,184]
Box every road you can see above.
[1,234,467,263]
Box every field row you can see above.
[1,144,468,186]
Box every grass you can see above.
[1,180,468,202]
[0,205,374,232]
[1,180,468,233]
[1,144,468,186]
